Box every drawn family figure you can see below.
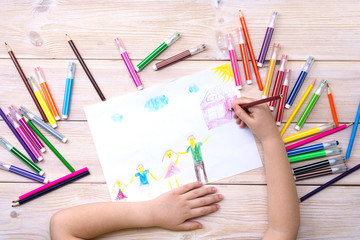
[127,163,158,187]
[160,150,181,190]
[112,180,127,202]
[179,135,210,183]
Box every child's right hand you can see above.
[232,97,280,143]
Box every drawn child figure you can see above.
[112,181,127,202]
[160,150,181,189]
[179,135,210,183]
[127,164,158,186]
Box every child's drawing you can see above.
[201,85,237,130]
[179,135,210,183]
[112,181,127,201]
[189,85,200,93]
[111,114,123,123]
[160,150,181,189]
[212,63,234,83]
[127,164,158,186]
[144,95,169,112]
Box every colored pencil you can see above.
[0,137,44,175]
[66,34,106,101]
[114,38,144,89]
[239,10,263,91]
[35,67,61,120]
[280,79,316,136]
[283,123,335,144]
[136,33,181,72]
[13,170,90,206]
[262,43,280,98]
[275,69,290,126]
[300,163,360,202]
[289,147,342,163]
[153,44,206,71]
[24,116,75,172]
[292,156,346,175]
[62,62,75,119]
[285,56,315,109]
[294,164,348,181]
[327,84,339,127]
[14,167,88,202]
[0,161,48,183]
[28,76,57,128]
[257,11,277,68]
[287,140,339,157]
[237,27,252,84]
[346,101,360,159]
[4,43,47,121]
[19,106,68,143]
[231,95,283,111]
[269,55,287,111]
[227,33,242,90]
[286,123,353,151]
[9,105,45,153]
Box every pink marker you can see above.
[9,106,45,153]
[275,69,290,126]
[6,113,43,162]
[227,33,242,90]
[114,38,143,90]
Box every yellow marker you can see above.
[283,123,335,144]
[27,76,57,128]
[262,43,280,98]
[280,79,316,136]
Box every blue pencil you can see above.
[346,101,360,159]
[62,62,75,120]
[0,161,48,183]
[285,56,314,109]
[287,140,339,157]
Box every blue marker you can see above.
[62,62,75,119]
[346,101,360,159]
[285,56,314,109]
[287,140,338,157]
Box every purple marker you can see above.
[114,38,143,90]
[0,161,48,183]
[257,11,278,68]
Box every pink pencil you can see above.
[227,33,242,90]
[285,123,353,151]
[13,167,88,202]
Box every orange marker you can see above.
[237,27,252,85]
[327,84,339,127]
[35,67,61,121]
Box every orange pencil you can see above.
[35,67,61,120]
[327,84,339,127]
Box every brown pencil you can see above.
[65,35,106,101]
[230,94,283,111]
[4,43,47,121]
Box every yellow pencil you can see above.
[262,43,280,98]
[27,76,57,128]
[283,122,335,144]
[280,79,316,136]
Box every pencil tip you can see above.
[4,42,7,45]
[65,34,71,41]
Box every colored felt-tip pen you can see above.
[289,147,342,164]
[269,55,287,111]
[275,69,290,126]
[294,164,348,181]
[0,161,48,183]
[227,33,242,90]
[237,27,252,85]
[292,156,346,175]
[136,33,181,72]
[287,140,339,157]
[257,11,277,67]
[62,62,75,119]
[285,56,314,109]
[283,122,335,144]
[262,43,280,99]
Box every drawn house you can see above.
[201,85,237,130]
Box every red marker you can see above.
[275,69,291,126]
[269,54,287,111]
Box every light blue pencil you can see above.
[62,62,75,119]
[346,101,360,159]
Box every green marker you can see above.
[136,32,181,72]
[295,79,328,130]
[289,147,342,163]
[24,116,75,173]
[0,136,44,175]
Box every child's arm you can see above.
[232,97,300,240]
[50,182,223,240]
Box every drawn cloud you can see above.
[144,95,169,112]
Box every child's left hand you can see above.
[148,181,223,230]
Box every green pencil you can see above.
[0,137,44,175]
[135,32,181,72]
[295,79,328,131]
[24,116,75,172]
[289,147,342,163]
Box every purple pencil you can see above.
[0,161,48,183]
[114,38,143,90]
[0,107,39,163]
[257,11,278,68]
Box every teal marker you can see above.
[295,79,327,130]
[289,147,342,163]
[136,33,181,72]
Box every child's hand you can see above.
[148,182,223,231]
[232,97,279,143]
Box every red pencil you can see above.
[327,84,339,127]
